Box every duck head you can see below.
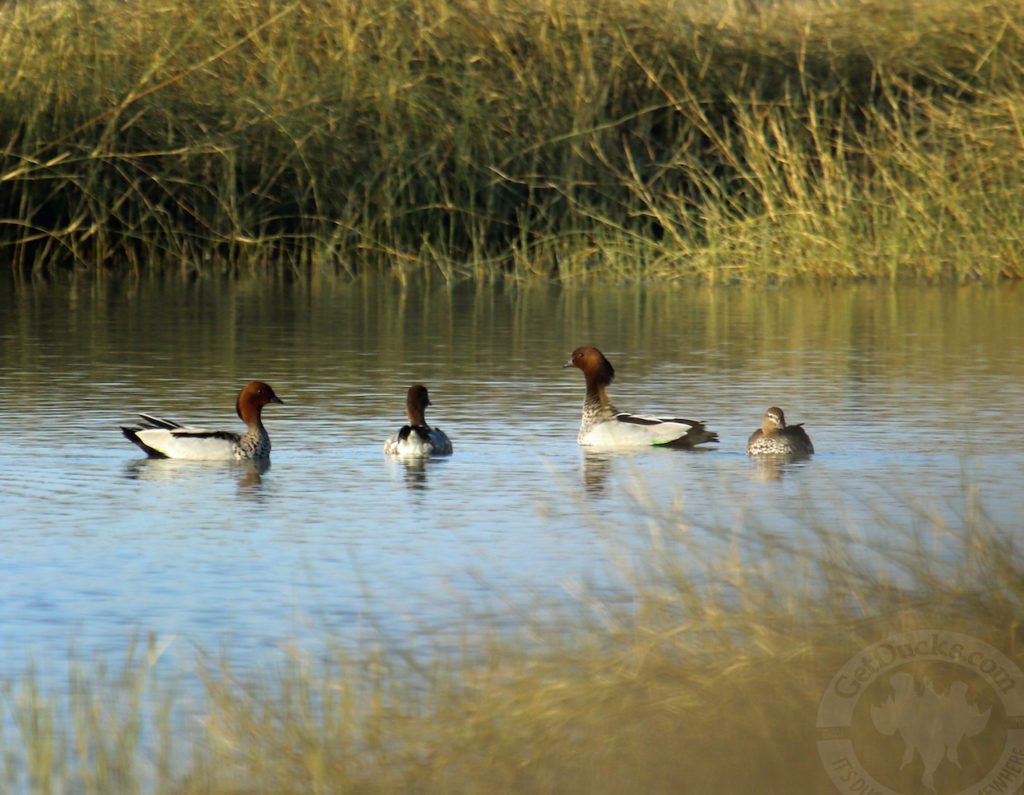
[565,346,615,387]
[236,381,284,425]
[405,384,432,426]
[761,406,786,432]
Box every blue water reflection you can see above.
[0,279,1021,690]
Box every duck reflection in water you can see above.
[392,455,430,491]
[582,451,615,495]
[749,454,813,482]
[123,457,271,497]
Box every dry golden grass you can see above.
[1,0,1022,281]
[4,490,1019,793]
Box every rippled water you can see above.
[0,277,1022,683]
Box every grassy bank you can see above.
[1,0,1023,281]
[4,492,1020,793]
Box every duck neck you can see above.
[583,380,616,418]
[245,415,266,433]
[406,407,428,429]
[238,414,271,458]
[238,401,266,434]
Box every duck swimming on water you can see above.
[121,381,283,460]
[746,406,814,456]
[384,384,453,457]
[565,346,718,450]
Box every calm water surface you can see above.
[0,278,1022,683]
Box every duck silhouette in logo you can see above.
[870,672,991,791]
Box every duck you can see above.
[121,381,283,460]
[565,346,718,449]
[383,384,453,457]
[746,406,814,456]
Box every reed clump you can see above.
[4,493,1020,793]
[1,0,1022,281]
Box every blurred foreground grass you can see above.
[1,0,1022,281]
[3,489,1019,794]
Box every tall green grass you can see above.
[3,490,1020,793]
[1,0,1022,281]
